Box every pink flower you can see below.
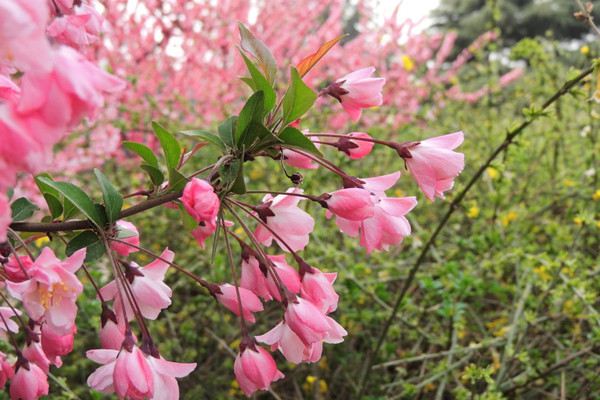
[301,267,339,314]
[325,188,374,221]
[0,352,13,388]
[266,255,301,301]
[0,307,20,340]
[110,220,140,256]
[256,321,323,364]
[190,219,217,248]
[99,306,126,350]
[4,254,33,282]
[22,339,61,373]
[215,284,263,323]
[6,247,86,335]
[47,4,103,48]
[282,131,320,170]
[325,67,385,121]
[10,360,49,400]
[0,74,20,102]
[0,192,10,242]
[100,248,174,321]
[401,132,465,201]
[341,132,375,159]
[145,355,197,400]
[41,325,75,359]
[86,349,119,394]
[182,178,220,223]
[254,188,315,252]
[0,0,52,72]
[87,343,154,399]
[284,297,332,345]
[332,173,418,253]
[17,46,126,129]
[240,254,301,301]
[234,345,284,396]
[257,317,346,364]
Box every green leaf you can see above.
[38,177,105,228]
[238,23,277,84]
[282,67,317,125]
[43,194,63,219]
[168,169,188,193]
[220,159,245,194]
[94,169,123,224]
[140,164,165,186]
[122,141,159,168]
[236,91,265,145]
[66,231,105,263]
[178,129,226,151]
[230,163,246,194]
[241,53,276,112]
[243,121,274,148]
[278,126,322,156]
[10,198,39,221]
[151,122,182,171]
[240,77,257,91]
[218,116,238,148]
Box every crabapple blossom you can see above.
[100,248,174,321]
[4,254,33,282]
[22,338,61,373]
[99,306,126,350]
[41,325,76,359]
[400,131,465,201]
[325,188,375,221]
[343,132,375,159]
[300,267,339,314]
[215,284,263,323]
[234,344,284,396]
[332,172,418,253]
[282,132,321,170]
[0,352,13,388]
[0,193,10,242]
[6,247,86,335]
[0,0,52,72]
[47,4,103,48]
[10,360,49,400]
[0,307,21,340]
[256,321,323,364]
[191,219,217,248]
[145,354,197,400]
[324,67,385,121]
[254,188,315,252]
[182,178,220,223]
[285,297,335,345]
[109,220,140,256]
[0,74,20,102]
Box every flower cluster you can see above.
[0,17,465,399]
[0,0,125,242]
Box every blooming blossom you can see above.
[234,345,284,396]
[301,267,339,313]
[109,220,140,256]
[0,352,13,388]
[332,172,418,253]
[401,131,465,201]
[0,307,21,340]
[254,188,315,252]
[338,132,375,159]
[215,284,263,323]
[325,67,385,121]
[145,354,197,400]
[4,254,33,282]
[256,321,323,364]
[7,247,86,335]
[100,248,174,321]
[47,4,103,48]
[41,325,76,359]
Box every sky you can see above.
[376,0,440,29]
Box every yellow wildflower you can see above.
[467,206,480,219]
[393,188,404,197]
[318,379,328,394]
[573,216,584,226]
[533,266,551,282]
[581,45,590,55]
[486,167,500,180]
[401,55,415,72]
[592,189,600,201]
[501,211,517,226]
[562,179,575,187]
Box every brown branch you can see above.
[355,65,595,398]
[9,190,182,233]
